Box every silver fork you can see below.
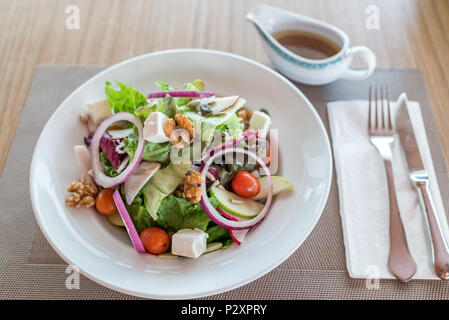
[368,84,417,282]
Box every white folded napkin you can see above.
[328,94,449,280]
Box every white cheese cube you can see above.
[143,111,170,143]
[86,99,112,126]
[249,110,271,139]
[171,228,209,258]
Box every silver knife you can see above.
[396,93,449,279]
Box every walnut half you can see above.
[182,187,202,204]
[66,180,98,208]
[181,170,204,204]
[163,113,194,148]
[238,108,252,129]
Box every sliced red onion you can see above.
[199,148,273,230]
[112,190,145,253]
[147,90,214,100]
[203,166,219,184]
[91,113,145,188]
[200,130,260,164]
[230,228,249,245]
[217,207,247,221]
[217,207,249,246]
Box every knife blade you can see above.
[395,93,449,279]
[396,100,425,173]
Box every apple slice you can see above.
[124,161,161,204]
[210,96,239,114]
[210,185,264,218]
[193,96,239,115]
[250,176,294,200]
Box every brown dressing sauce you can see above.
[273,30,341,60]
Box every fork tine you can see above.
[386,86,392,130]
[368,85,373,131]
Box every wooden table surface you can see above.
[1,0,448,174]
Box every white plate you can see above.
[30,49,332,299]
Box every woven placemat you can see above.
[1,67,449,300]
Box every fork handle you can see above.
[415,181,449,279]
[384,160,417,282]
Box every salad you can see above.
[65,79,293,259]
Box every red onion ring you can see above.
[230,228,249,245]
[112,190,145,253]
[147,91,214,100]
[217,207,249,246]
[199,148,273,230]
[90,113,145,188]
[200,130,259,164]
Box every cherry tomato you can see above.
[95,188,118,216]
[140,227,170,255]
[231,171,260,198]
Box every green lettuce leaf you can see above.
[184,79,205,91]
[127,197,156,234]
[105,81,147,114]
[157,195,211,232]
[135,104,157,122]
[142,161,191,220]
[123,133,138,161]
[158,95,177,118]
[206,225,230,243]
[216,113,244,140]
[100,152,118,177]
[157,195,232,247]
[154,81,174,92]
[143,141,171,163]
[123,133,171,163]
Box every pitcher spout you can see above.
[246,5,282,36]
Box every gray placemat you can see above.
[1,66,449,300]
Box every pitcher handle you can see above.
[341,46,376,81]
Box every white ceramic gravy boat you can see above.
[246,5,376,85]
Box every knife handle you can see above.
[416,181,449,279]
[384,160,417,282]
